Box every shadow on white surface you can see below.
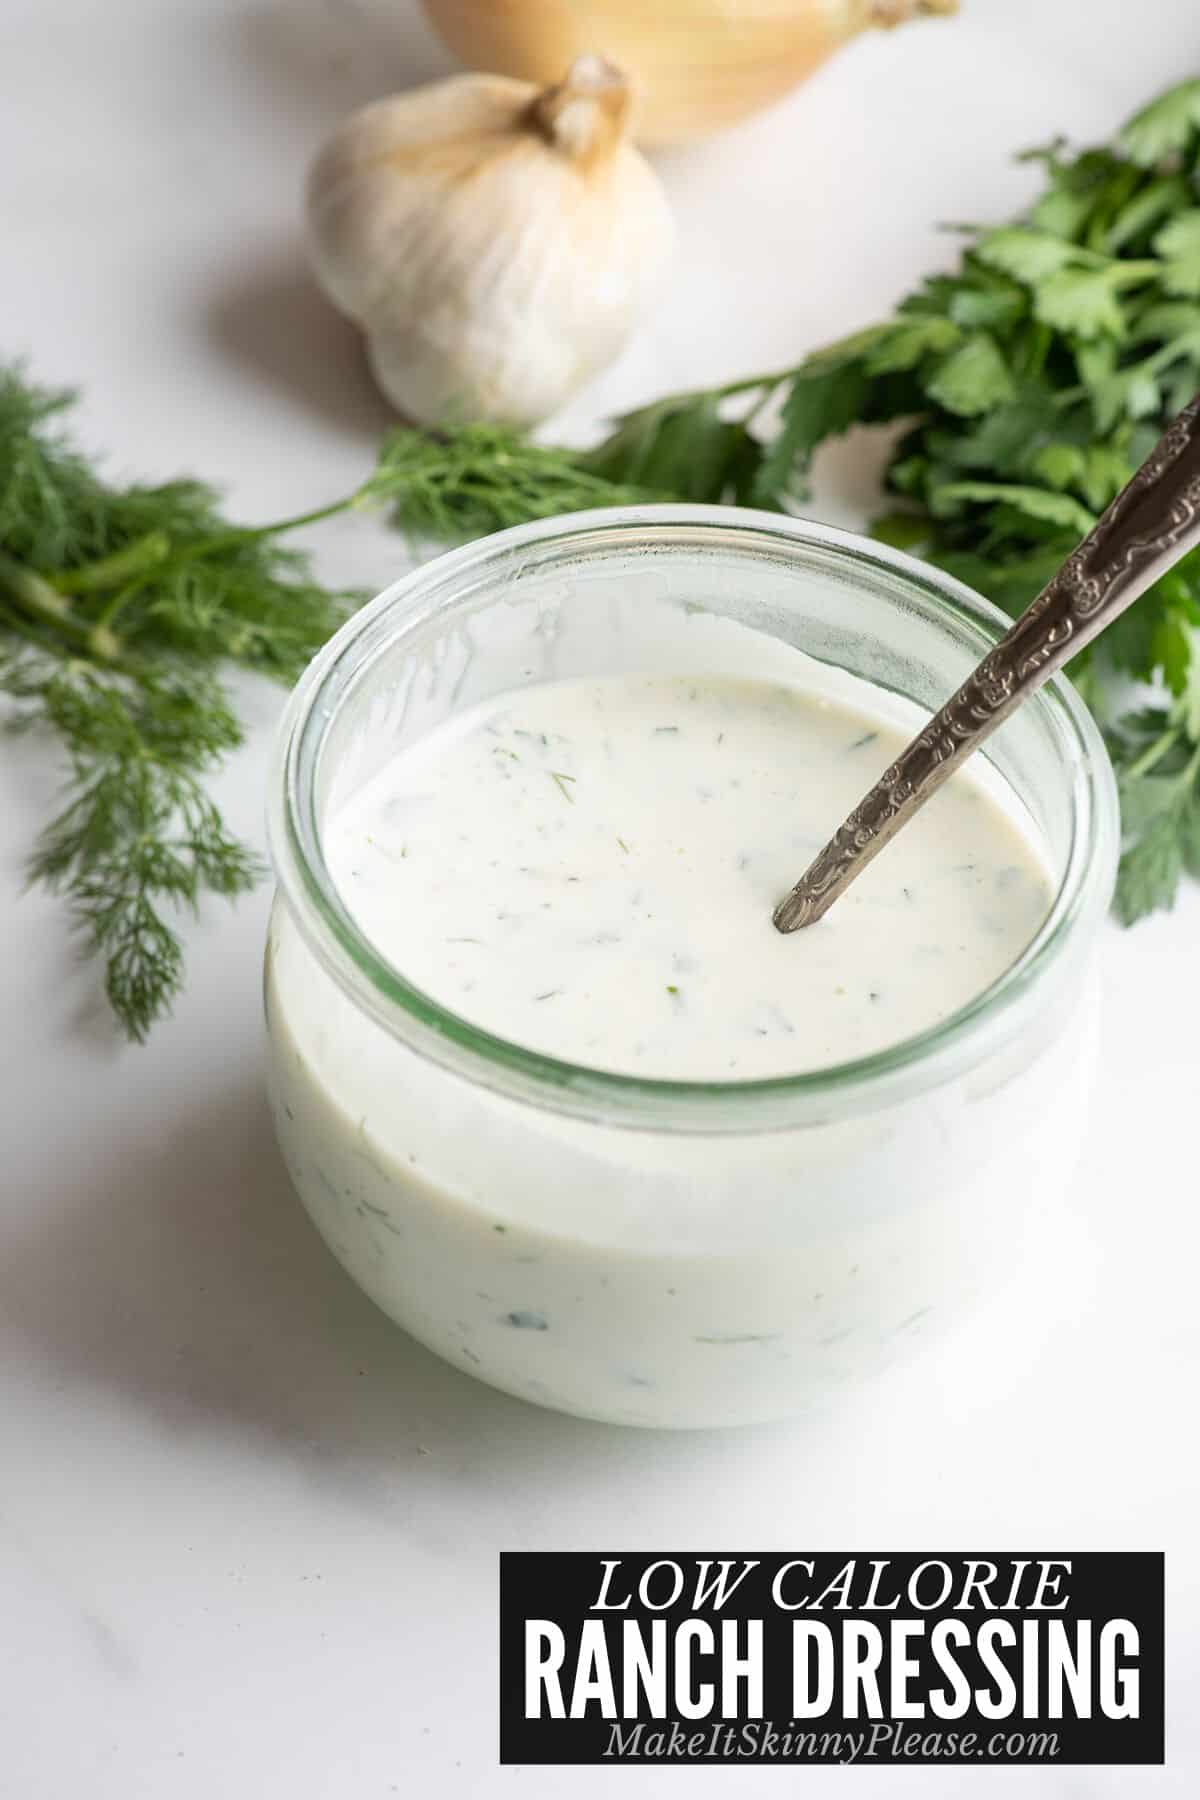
[204,244,396,441]
[0,1073,755,1505]
[198,1,457,438]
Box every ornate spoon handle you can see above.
[773,393,1200,933]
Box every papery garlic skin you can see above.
[306,63,674,427]
[422,0,958,147]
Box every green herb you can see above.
[549,770,576,802]
[1106,707,1200,920]
[380,424,660,537]
[0,370,355,1039]
[391,78,1200,922]
[0,371,648,1039]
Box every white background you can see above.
[2,1,1198,1793]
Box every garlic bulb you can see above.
[305,58,673,427]
[421,0,958,147]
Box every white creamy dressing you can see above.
[265,668,1082,1426]
[326,674,1053,1079]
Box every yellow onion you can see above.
[421,0,958,147]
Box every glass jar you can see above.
[264,508,1118,1428]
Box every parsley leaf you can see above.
[1115,809,1187,922]
[1154,211,1200,298]
[751,359,868,505]
[1120,78,1200,167]
[1033,263,1157,338]
[929,482,1095,536]
[975,229,1085,284]
[924,333,1015,415]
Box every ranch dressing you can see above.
[265,514,1116,1428]
[326,674,1052,1079]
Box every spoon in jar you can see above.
[773,393,1200,933]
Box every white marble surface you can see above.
[2,1,1199,1793]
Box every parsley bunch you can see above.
[414,78,1200,923]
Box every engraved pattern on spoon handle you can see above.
[774,393,1200,932]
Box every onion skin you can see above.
[421,0,958,146]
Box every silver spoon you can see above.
[773,393,1200,933]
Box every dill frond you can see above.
[369,422,661,541]
[0,364,360,1039]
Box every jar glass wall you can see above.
[265,508,1118,1427]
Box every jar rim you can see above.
[268,505,1119,1133]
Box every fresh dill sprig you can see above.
[2,650,259,1034]
[368,422,660,539]
[0,368,366,1038]
[0,368,651,1039]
